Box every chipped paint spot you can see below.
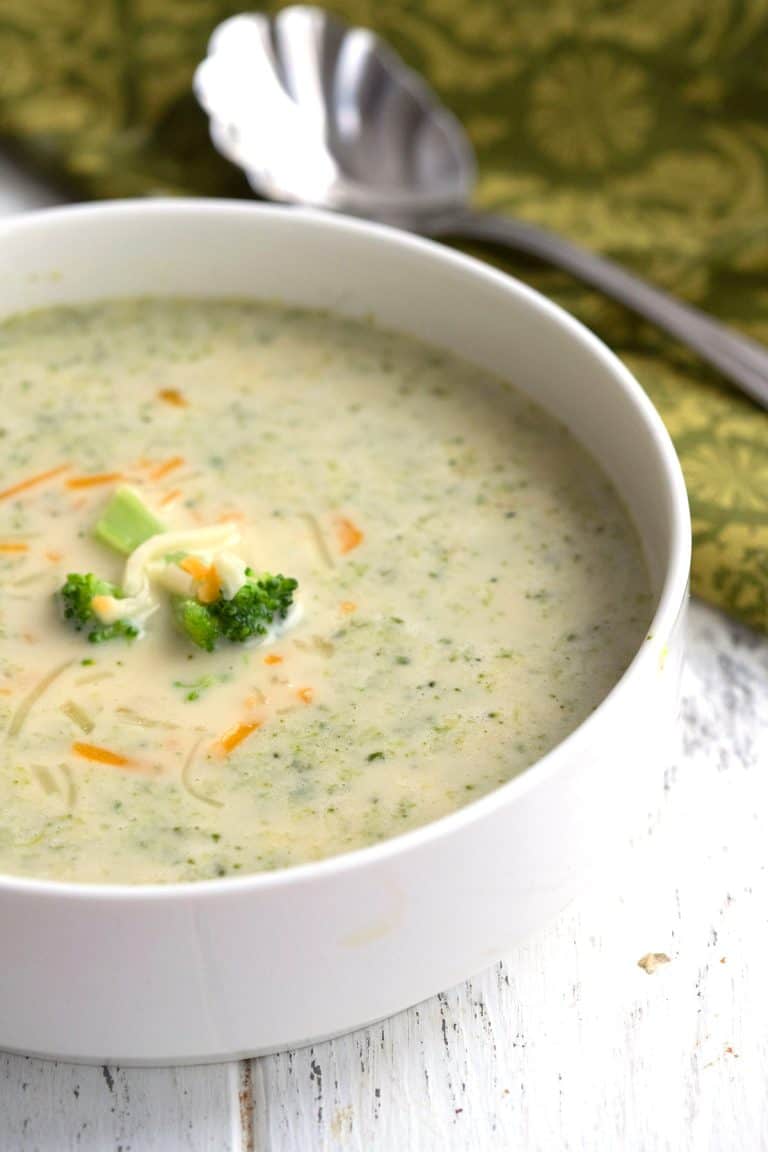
[330,1105,353,1138]
[238,1061,255,1152]
[309,1055,323,1125]
[637,952,671,974]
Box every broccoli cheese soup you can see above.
[0,299,652,884]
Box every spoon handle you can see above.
[437,209,768,411]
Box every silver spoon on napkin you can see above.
[195,5,768,410]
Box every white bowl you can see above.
[0,201,690,1064]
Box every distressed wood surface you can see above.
[3,596,765,1152]
[0,1060,240,1152]
[1,183,767,1150]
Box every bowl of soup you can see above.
[0,201,690,1063]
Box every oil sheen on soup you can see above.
[0,300,652,883]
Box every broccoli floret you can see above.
[215,575,298,643]
[58,573,138,645]
[60,573,119,627]
[172,597,221,653]
[172,573,298,651]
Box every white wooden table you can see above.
[2,160,767,1152]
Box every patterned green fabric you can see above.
[1,1,767,626]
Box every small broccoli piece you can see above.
[60,573,120,627]
[173,673,223,702]
[172,573,298,651]
[88,619,140,645]
[172,597,221,652]
[58,573,138,645]
[215,574,298,643]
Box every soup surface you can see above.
[0,299,651,883]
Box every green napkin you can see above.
[2,1,767,627]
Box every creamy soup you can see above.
[0,300,652,884]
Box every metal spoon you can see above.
[195,6,768,410]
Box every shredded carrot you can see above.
[297,686,314,704]
[217,510,246,524]
[216,720,262,755]
[0,464,69,503]
[157,388,188,408]
[72,741,131,768]
[197,564,221,605]
[335,515,364,554]
[149,455,185,481]
[45,549,63,563]
[0,687,13,696]
[65,472,123,490]
[158,488,182,508]
[340,600,357,614]
[0,541,29,554]
[180,555,208,581]
[263,653,283,665]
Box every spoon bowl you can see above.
[195,5,768,408]
[195,6,474,227]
